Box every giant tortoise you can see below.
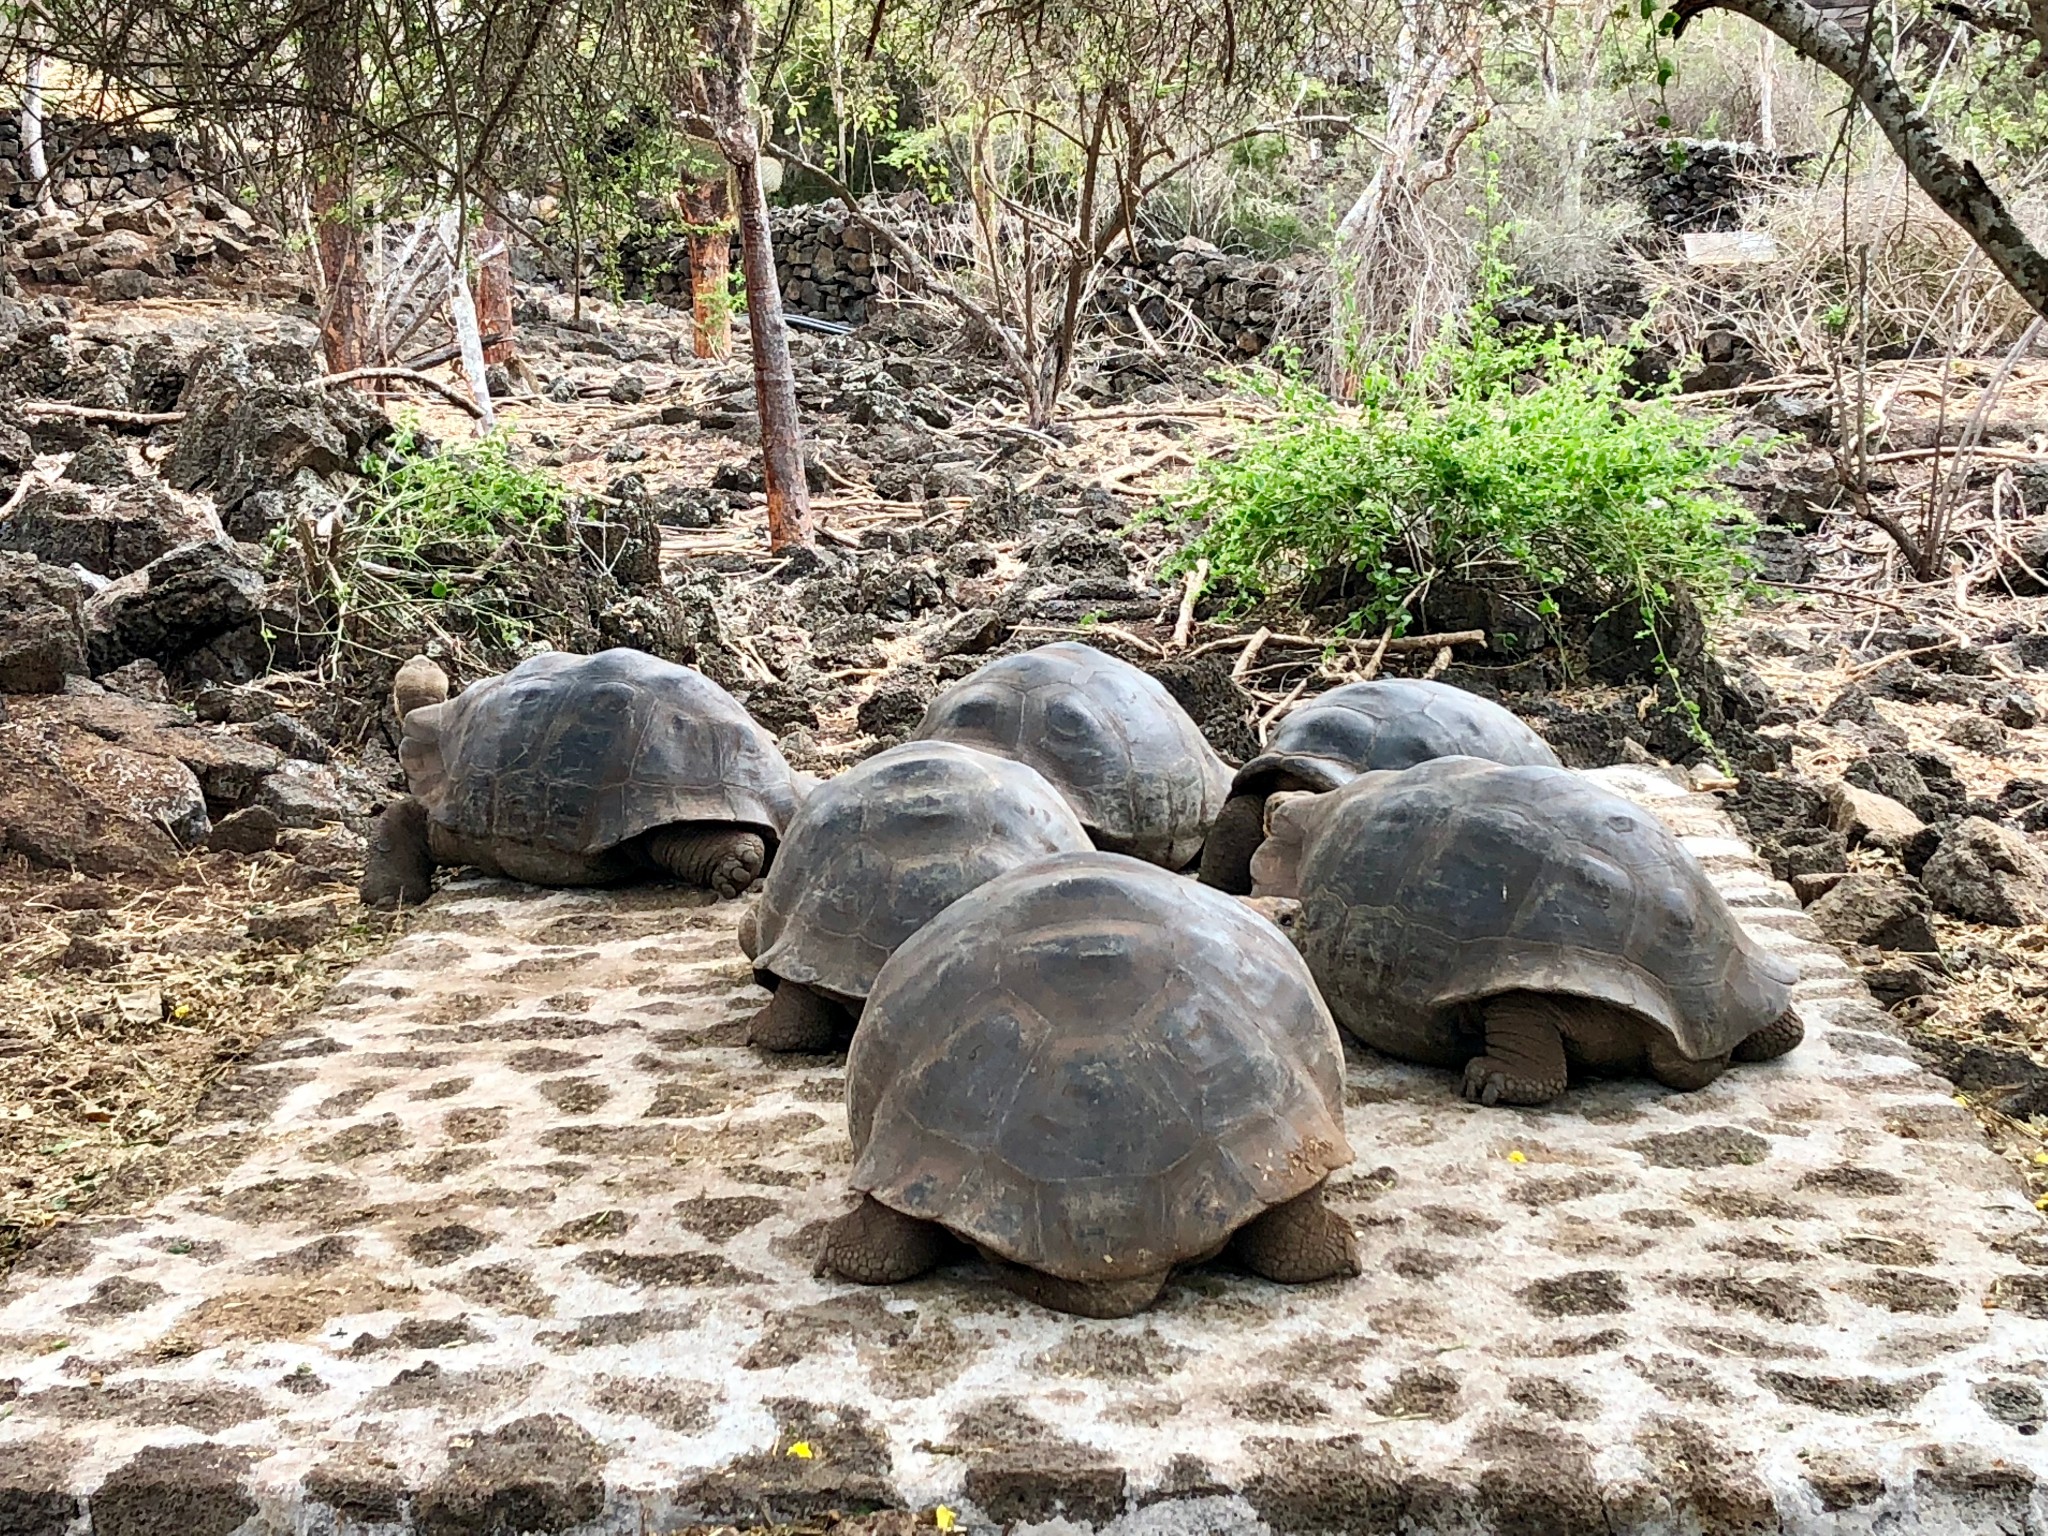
[819,851,1359,1316]
[360,648,804,907]
[740,740,1092,1052]
[1251,757,1802,1104]
[910,641,1230,869]
[1199,678,1559,893]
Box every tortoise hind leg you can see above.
[645,823,766,897]
[1734,1008,1805,1062]
[1464,993,1572,1106]
[818,1196,951,1284]
[1197,792,1268,894]
[992,1263,1169,1318]
[360,797,437,909]
[1232,1183,1360,1284]
[749,981,857,1052]
[1645,1033,1730,1092]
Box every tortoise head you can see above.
[391,655,451,722]
[1248,789,1329,899]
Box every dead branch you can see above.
[320,366,488,418]
[18,402,187,427]
[1171,560,1208,650]
[1674,0,2048,321]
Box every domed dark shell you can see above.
[846,852,1350,1281]
[401,648,802,855]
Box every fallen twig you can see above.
[1183,627,1488,661]
[18,401,186,427]
[321,366,487,420]
[1231,627,1272,682]
[1104,449,1197,491]
[1012,622,1166,658]
[1256,675,1312,745]
[1358,626,1395,682]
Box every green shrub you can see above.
[1169,252,1757,655]
[288,426,587,692]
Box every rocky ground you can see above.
[1,225,2045,1275]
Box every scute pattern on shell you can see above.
[846,852,1351,1281]
[752,741,1091,1000]
[1291,757,1795,1064]
[910,642,1231,868]
[1235,678,1559,795]
[400,648,802,855]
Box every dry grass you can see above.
[1632,174,2048,377]
[0,854,403,1271]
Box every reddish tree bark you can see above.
[690,0,812,550]
[679,173,735,360]
[304,19,368,373]
[475,205,516,365]
[730,148,811,549]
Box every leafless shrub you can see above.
[1631,172,2047,376]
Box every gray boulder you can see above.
[1808,874,1939,955]
[0,478,216,578]
[1921,817,2048,926]
[83,539,265,676]
[163,336,388,539]
[0,710,209,872]
[0,553,89,691]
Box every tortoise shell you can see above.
[1235,678,1558,796]
[846,851,1352,1281]
[1282,757,1795,1064]
[400,648,802,855]
[752,741,1091,1001]
[910,642,1230,867]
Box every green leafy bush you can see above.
[292,427,587,693]
[1170,256,1757,653]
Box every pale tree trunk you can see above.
[1330,6,1488,379]
[1677,0,2048,319]
[439,211,495,432]
[691,0,812,550]
[21,49,47,191]
[474,204,515,365]
[679,171,734,359]
[1756,33,1777,150]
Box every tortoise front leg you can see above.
[1645,1034,1731,1092]
[645,823,767,897]
[360,797,437,909]
[992,1263,1170,1318]
[1463,993,1572,1106]
[1231,1182,1361,1284]
[818,1195,951,1284]
[1734,1007,1805,1062]
[749,981,858,1052]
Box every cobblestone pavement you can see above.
[2,768,2044,1535]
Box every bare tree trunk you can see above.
[475,204,515,365]
[20,49,47,190]
[691,0,812,551]
[679,171,735,359]
[1677,0,2048,319]
[731,149,811,549]
[440,210,496,432]
[312,174,368,371]
[304,19,368,374]
[1330,2,1487,378]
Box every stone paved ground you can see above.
[3,767,2046,1536]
